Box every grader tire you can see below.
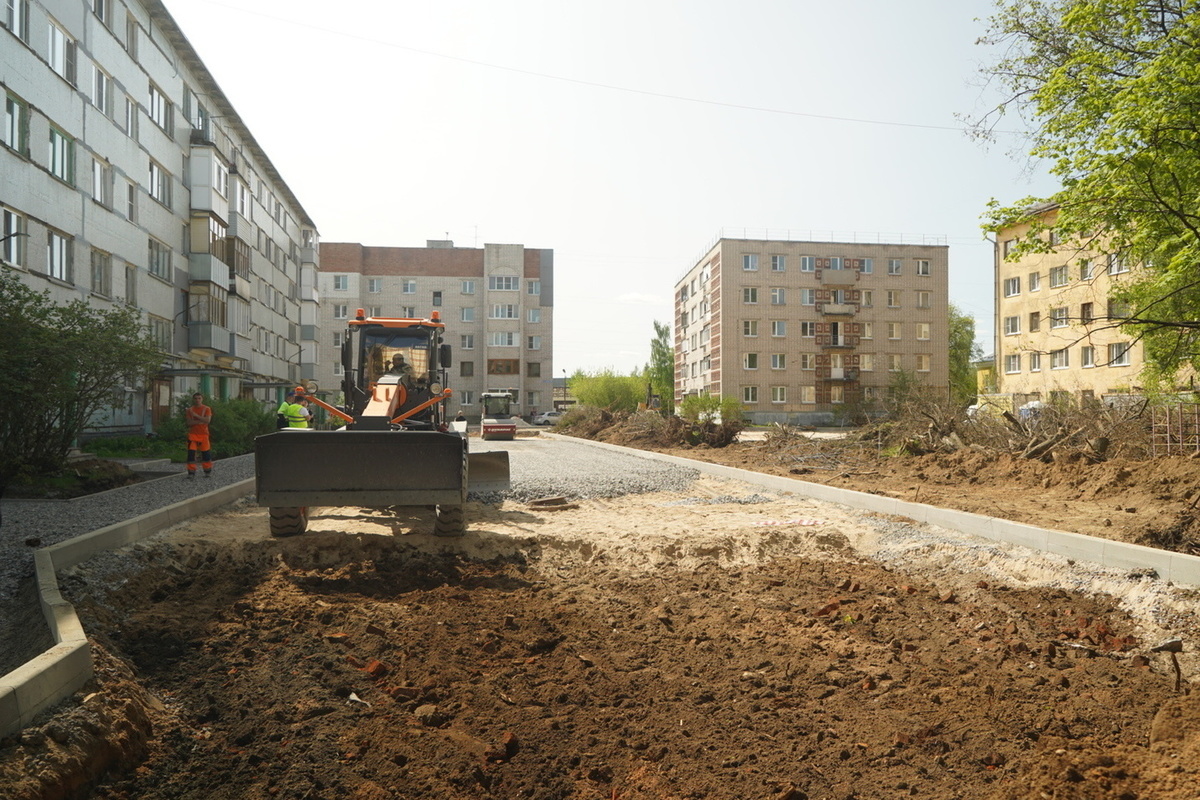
[269,507,308,537]
[433,505,465,536]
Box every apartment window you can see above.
[861,322,873,339]
[332,304,348,320]
[432,291,442,307]
[87,248,112,296]
[1028,272,1041,291]
[487,359,519,375]
[917,323,930,340]
[364,277,381,293]
[887,259,902,275]
[90,159,113,208]
[770,354,785,370]
[91,67,112,115]
[460,334,474,350]
[1029,311,1041,332]
[1049,265,1068,287]
[401,280,416,294]
[48,22,76,84]
[889,354,903,372]
[1080,259,1095,281]
[800,321,816,338]
[1081,346,1095,368]
[3,93,29,154]
[49,127,74,183]
[800,385,816,404]
[528,308,541,323]
[1003,277,1021,297]
[400,306,415,317]
[1004,354,1020,373]
[916,260,930,276]
[800,256,815,272]
[1029,352,1041,372]
[742,254,758,271]
[367,305,382,317]
[489,331,517,347]
[1080,302,1094,323]
[830,385,845,404]
[460,390,474,405]
[461,280,475,294]
[124,264,136,305]
[4,0,29,40]
[743,320,758,337]
[772,386,786,403]
[2,208,26,266]
[886,291,900,308]
[1107,254,1128,275]
[147,237,170,279]
[148,159,171,205]
[527,362,541,377]
[490,304,518,319]
[800,353,815,370]
[769,254,786,272]
[800,288,816,306]
[770,288,786,305]
[333,363,344,376]
[860,353,874,371]
[1108,342,1131,366]
[127,181,137,221]
[914,291,930,309]
[1003,316,1020,336]
[489,275,519,290]
[916,354,930,372]
[743,287,758,304]
[91,0,110,24]
[460,361,474,377]
[147,82,170,132]
[333,275,348,291]
[861,258,874,274]
[461,307,475,322]
[527,279,541,295]
[1051,348,1069,369]
[148,315,170,351]
[212,159,228,197]
[771,320,786,337]
[1108,299,1130,319]
[332,331,344,347]
[527,335,541,350]
[888,322,902,340]
[47,230,72,282]
[742,386,759,403]
[184,88,207,132]
[1050,307,1068,328]
[743,353,758,370]
[860,290,873,307]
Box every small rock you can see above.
[365,659,389,679]
[415,704,447,726]
[23,537,41,548]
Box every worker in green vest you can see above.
[276,393,310,428]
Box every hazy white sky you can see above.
[161,0,1057,374]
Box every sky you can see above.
[160,0,1059,374]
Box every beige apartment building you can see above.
[676,237,950,425]
[318,241,554,418]
[994,205,1142,403]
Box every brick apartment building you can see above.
[675,236,950,425]
[1,0,319,433]
[318,241,554,418]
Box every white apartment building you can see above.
[994,204,1143,402]
[318,241,554,419]
[676,236,950,425]
[1,0,318,434]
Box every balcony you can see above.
[188,253,231,286]
[820,335,858,349]
[825,367,861,381]
[820,268,857,286]
[188,322,231,354]
[820,303,855,315]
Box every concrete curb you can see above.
[0,478,255,738]
[544,432,1200,587]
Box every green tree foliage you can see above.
[948,305,982,405]
[678,393,743,425]
[0,271,161,502]
[976,1,1200,384]
[646,320,675,414]
[568,369,644,412]
[155,397,276,458]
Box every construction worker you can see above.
[185,393,213,477]
[276,392,310,428]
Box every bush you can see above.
[85,397,276,462]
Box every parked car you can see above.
[532,410,563,426]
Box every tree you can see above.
[568,369,644,412]
[948,305,982,405]
[646,320,675,414]
[0,272,162,515]
[976,1,1200,385]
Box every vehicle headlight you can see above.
[429,382,443,394]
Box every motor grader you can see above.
[254,308,510,537]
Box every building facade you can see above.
[994,205,1142,402]
[318,241,554,419]
[1,0,319,434]
[675,237,950,425]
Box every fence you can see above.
[1151,404,1200,456]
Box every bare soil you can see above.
[3,440,1200,800]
